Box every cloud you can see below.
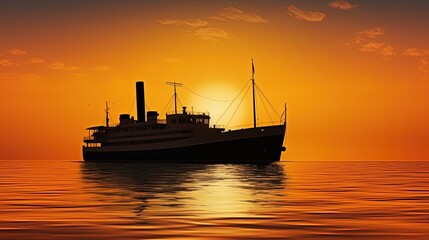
[48,62,79,71]
[404,48,423,56]
[217,7,268,23]
[328,0,358,10]
[358,27,385,38]
[380,46,396,57]
[164,58,183,63]
[404,48,429,77]
[157,19,209,27]
[418,58,429,74]
[0,73,41,81]
[72,73,91,79]
[287,5,326,22]
[359,42,384,52]
[209,15,225,21]
[359,42,396,58]
[194,28,229,41]
[350,27,396,58]
[0,59,20,67]
[27,58,46,64]
[354,27,385,47]
[404,48,429,57]
[8,48,27,55]
[92,65,111,71]
[354,35,365,44]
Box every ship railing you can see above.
[84,136,104,142]
[167,111,210,116]
[223,121,285,131]
[212,124,225,129]
[157,119,167,124]
[111,119,166,127]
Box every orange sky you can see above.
[1,0,428,160]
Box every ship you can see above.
[83,61,286,164]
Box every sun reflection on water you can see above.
[1,160,429,239]
[81,162,286,221]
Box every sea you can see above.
[0,160,428,239]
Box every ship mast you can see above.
[105,101,109,127]
[251,59,256,128]
[166,81,183,114]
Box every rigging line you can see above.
[145,103,151,111]
[166,98,174,115]
[161,94,174,115]
[178,94,211,105]
[128,97,136,114]
[255,83,281,118]
[177,95,183,109]
[280,108,285,122]
[226,84,251,128]
[183,86,234,102]
[165,96,174,115]
[256,87,273,122]
[215,81,250,126]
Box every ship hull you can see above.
[83,125,286,164]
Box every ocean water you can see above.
[0,160,428,239]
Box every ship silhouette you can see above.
[83,61,286,164]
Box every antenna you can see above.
[166,81,183,114]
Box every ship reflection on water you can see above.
[1,160,428,239]
[79,161,429,239]
[81,161,287,230]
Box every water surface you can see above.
[0,160,428,239]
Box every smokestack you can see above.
[136,81,145,122]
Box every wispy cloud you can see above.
[216,7,268,23]
[328,0,358,10]
[72,73,91,79]
[194,28,229,41]
[91,65,111,71]
[351,27,395,58]
[8,48,27,56]
[48,62,79,71]
[164,58,183,63]
[359,42,396,58]
[157,19,209,27]
[27,58,46,64]
[157,7,265,41]
[404,48,429,77]
[358,27,385,39]
[359,42,384,52]
[404,48,429,57]
[287,5,326,22]
[418,58,429,75]
[380,46,396,57]
[0,73,41,81]
[0,59,20,67]
[48,62,109,71]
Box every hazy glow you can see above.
[0,0,428,160]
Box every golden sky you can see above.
[1,0,428,160]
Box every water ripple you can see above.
[0,160,428,239]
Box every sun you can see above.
[178,81,252,129]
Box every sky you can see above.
[1,0,428,160]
